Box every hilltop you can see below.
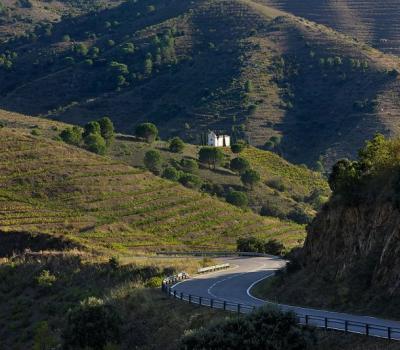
[0,111,306,253]
[0,0,399,167]
[261,0,400,56]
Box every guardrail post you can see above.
[173,290,177,298]
[168,286,172,297]
[345,320,348,333]
[180,292,183,300]
[366,324,369,336]
[223,301,226,310]
[199,297,202,306]
[324,317,328,329]
[305,315,308,325]
[189,295,192,304]
[210,299,214,308]
[237,304,241,314]
[388,327,392,340]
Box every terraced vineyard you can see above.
[0,126,304,252]
[262,0,400,55]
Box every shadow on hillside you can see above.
[0,230,79,257]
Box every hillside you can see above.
[110,137,329,221]
[261,0,400,56]
[253,134,400,319]
[0,114,305,253]
[0,0,400,167]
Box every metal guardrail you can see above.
[161,283,400,341]
[157,251,276,257]
[162,272,190,285]
[198,263,230,274]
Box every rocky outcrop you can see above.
[304,201,400,296]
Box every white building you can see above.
[207,131,230,147]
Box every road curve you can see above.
[171,256,400,340]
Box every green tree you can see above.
[135,123,158,143]
[144,149,162,174]
[98,117,115,145]
[237,237,264,253]
[83,121,101,138]
[84,133,107,155]
[144,57,153,75]
[241,169,261,189]
[230,157,250,174]
[63,297,121,350]
[231,142,245,154]
[180,159,198,174]
[264,239,285,256]
[60,126,82,146]
[199,147,224,169]
[226,190,248,208]
[162,166,180,181]
[169,137,185,153]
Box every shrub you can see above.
[180,158,198,174]
[266,178,285,192]
[60,126,82,146]
[83,121,101,138]
[237,237,263,253]
[230,157,250,174]
[241,169,261,189]
[287,207,312,225]
[63,297,121,350]
[162,166,180,181]
[135,122,158,143]
[226,190,248,208]
[145,276,163,288]
[264,239,285,256]
[84,133,107,155]
[144,149,162,174]
[231,141,246,154]
[179,307,314,350]
[260,204,287,220]
[36,270,56,288]
[179,173,202,189]
[169,137,185,153]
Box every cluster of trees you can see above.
[329,133,400,203]
[229,156,260,190]
[179,307,314,350]
[237,237,285,256]
[60,117,115,155]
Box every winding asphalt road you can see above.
[171,256,400,340]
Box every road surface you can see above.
[170,256,400,340]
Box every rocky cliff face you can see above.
[304,200,400,297]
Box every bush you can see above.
[108,256,120,270]
[266,178,285,192]
[180,158,198,174]
[145,276,163,288]
[162,166,180,181]
[63,297,121,350]
[84,133,107,155]
[179,173,202,189]
[264,239,285,256]
[179,307,314,350]
[237,237,263,253]
[135,122,158,143]
[260,204,287,220]
[231,142,245,154]
[144,149,162,174]
[226,190,248,208]
[60,126,82,146]
[83,121,101,138]
[230,157,250,174]
[241,169,261,189]
[287,207,312,225]
[36,270,56,288]
[34,321,57,350]
[169,137,185,153]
